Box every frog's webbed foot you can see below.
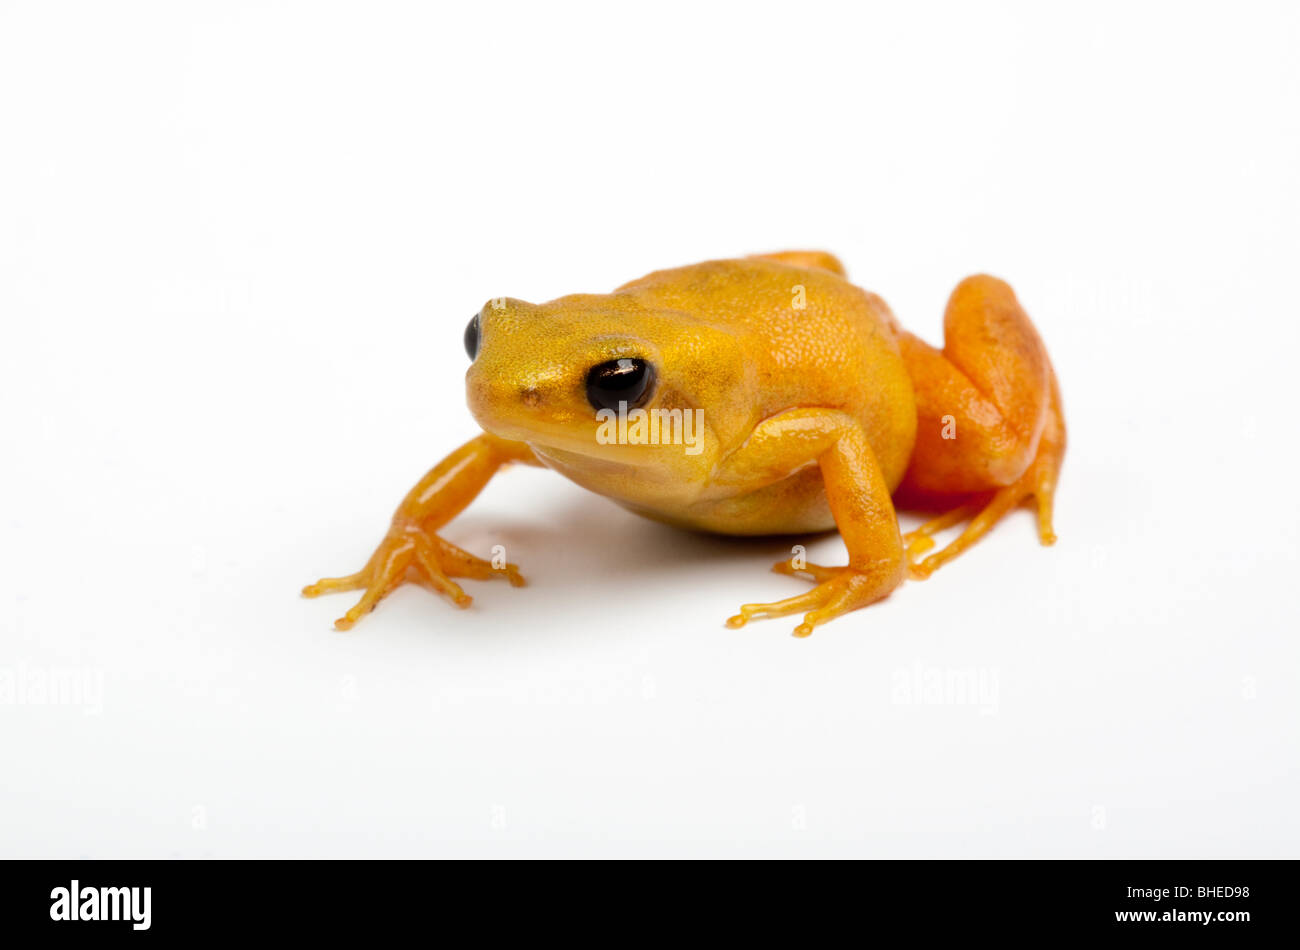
[303,523,524,631]
[726,559,900,638]
[904,445,1060,580]
[902,499,987,575]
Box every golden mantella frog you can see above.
[305,251,1066,637]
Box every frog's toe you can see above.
[904,534,939,578]
[302,570,368,598]
[726,587,829,632]
[903,534,936,574]
[331,544,417,630]
[1034,478,1059,546]
[791,588,855,638]
[770,558,840,583]
[902,502,982,578]
[410,544,473,607]
[433,537,526,586]
[730,564,902,637]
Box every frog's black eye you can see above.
[585,358,655,412]
[464,312,481,361]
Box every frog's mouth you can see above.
[475,412,665,468]
[471,403,714,484]
[465,390,596,453]
[527,443,640,476]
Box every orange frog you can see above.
[304,252,1065,637]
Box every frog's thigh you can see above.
[716,409,905,636]
[899,275,1051,495]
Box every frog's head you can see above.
[463,294,750,473]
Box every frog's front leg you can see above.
[303,433,538,630]
[715,409,906,637]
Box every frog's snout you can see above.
[466,372,541,410]
[465,372,494,422]
[465,370,553,441]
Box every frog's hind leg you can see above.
[897,275,1066,579]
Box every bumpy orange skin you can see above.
[305,252,1065,637]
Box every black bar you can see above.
[0,859,1287,939]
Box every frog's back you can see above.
[616,258,917,491]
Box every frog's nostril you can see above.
[520,387,541,408]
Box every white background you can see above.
[2,0,1297,858]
